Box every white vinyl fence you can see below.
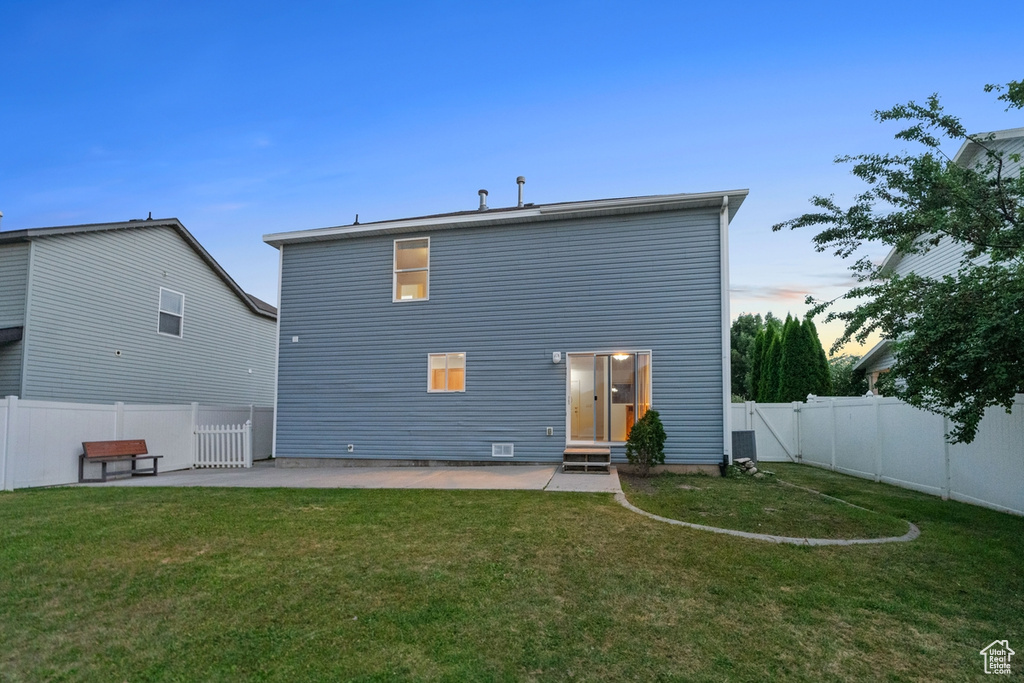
[732,395,1024,516]
[0,397,274,490]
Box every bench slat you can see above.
[83,439,148,458]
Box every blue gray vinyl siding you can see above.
[275,208,726,464]
[21,227,276,405]
[0,242,30,396]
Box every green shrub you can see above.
[625,409,667,477]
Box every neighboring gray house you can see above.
[265,189,746,468]
[855,126,1024,393]
[0,218,277,405]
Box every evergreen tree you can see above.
[778,315,809,402]
[730,313,763,400]
[759,327,783,403]
[803,318,833,396]
[749,328,767,403]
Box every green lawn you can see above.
[1,464,1022,681]
[620,467,910,539]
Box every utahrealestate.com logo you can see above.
[980,640,1014,675]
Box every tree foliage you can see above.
[730,313,763,400]
[829,355,869,397]
[734,312,833,402]
[778,316,832,401]
[773,80,1024,443]
[759,327,783,402]
[803,319,833,397]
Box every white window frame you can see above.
[157,287,185,338]
[564,350,652,446]
[393,236,430,303]
[427,352,466,393]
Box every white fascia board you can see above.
[953,126,1024,165]
[852,339,893,372]
[719,195,732,462]
[878,245,903,276]
[263,189,749,247]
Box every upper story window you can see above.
[158,287,184,338]
[394,237,429,302]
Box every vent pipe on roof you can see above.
[516,176,525,207]
[478,189,489,211]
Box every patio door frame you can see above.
[565,350,652,447]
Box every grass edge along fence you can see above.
[732,394,1024,516]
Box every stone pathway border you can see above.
[614,479,920,546]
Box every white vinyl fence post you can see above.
[190,402,199,469]
[942,416,951,501]
[745,401,754,430]
[1,395,13,491]
[830,398,837,471]
[791,401,801,462]
[3,396,18,491]
[245,420,252,468]
[115,401,124,440]
[873,397,882,482]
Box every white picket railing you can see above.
[194,421,252,469]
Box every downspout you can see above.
[271,245,283,459]
[720,195,732,466]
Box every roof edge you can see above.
[263,189,749,247]
[852,338,893,372]
[0,219,276,321]
[952,126,1024,165]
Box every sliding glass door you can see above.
[568,352,651,443]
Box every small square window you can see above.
[428,353,465,392]
[158,288,184,338]
[394,238,429,302]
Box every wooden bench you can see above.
[78,439,164,483]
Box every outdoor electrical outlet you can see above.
[546,427,553,436]
[347,444,354,452]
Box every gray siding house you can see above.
[0,218,277,405]
[855,126,1024,392]
[266,189,746,467]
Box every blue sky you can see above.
[2,1,1021,353]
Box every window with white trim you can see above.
[428,353,465,392]
[394,237,429,301]
[158,288,184,338]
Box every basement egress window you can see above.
[394,237,429,301]
[428,353,465,392]
[158,288,184,338]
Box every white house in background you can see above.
[854,126,1024,393]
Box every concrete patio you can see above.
[81,461,623,493]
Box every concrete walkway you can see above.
[81,464,913,545]
[83,462,623,493]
